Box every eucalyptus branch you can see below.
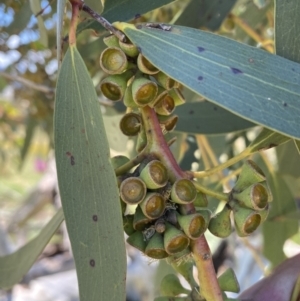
[81,4,126,42]
[0,72,54,94]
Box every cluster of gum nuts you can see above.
[99,34,272,261]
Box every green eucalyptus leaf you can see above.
[54,47,126,301]
[275,0,300,63]
[118,23,300,139]
[77,0,175,34]
[57,0,67,65]
[248,128,290,153]
[175,0,237,31]
[29,0,48,47]
[263,173,298,266]
[6,2,32,34]
[175,102,255,134]
[0,209,64,289]
[19,117,37,170]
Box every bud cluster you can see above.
[111,156,211,260]
[99,34,186,145]
[208,160,272,238]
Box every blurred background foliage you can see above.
[0,0,300,300]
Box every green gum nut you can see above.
[168,88,186,106]
[233,204,261,237]
[100,47,128,74]
[158,114,178,133]
[137,53,159,74]
[100,71,133,101]
[145,232,169,259]
[110,155,130,170]
[234,160,266,192]
[119,39,139,57]
[177,212,209,239]
[123,214,135,236]
[217,268,240,293]
[132,76,158,107]
[127,231,147,252]
[120,177,147,205]
[119,112,141,136]
[133,206,152,231]
[139,160,168,189]
[153,71,177,90]
[208,205,232,238]
[123,83,139,109]
[136,127,147,153]
[193,191,208,207]
[155,93,175,116]
[160,274,191,297]
[164,222,190,255]
[152,86,168,107]
[171,179,197,204]
[233,182,269,211]
[103,34,120,48]
[139,192,166,220]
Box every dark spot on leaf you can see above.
[92,215,98,222]
[71,156,75,166]
[135,24,142,30]
[283,102,288,107]
[206,14,212,21]
[197,46,205,52]
[230,67,243,74]
[189,110,194,115]
[66,151,71,157]
[213,107,218,111]
[134,13,141,19]
[81,129,85,133]
[198,76,204,81]
[292,68,295,71]
[90,259,95,267]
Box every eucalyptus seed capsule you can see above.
[233,182,269,211]
[120,177,147,205]
[158,114,178,133]
[233,204,261,237]
[164,222,190,255]
[177,212,207,240]
[153,71,177,90]
[119,112,141,136]
[137,53,159,74]
[119,40,139,57]
[139,160,168,189]
[145,232,168,259]
[168,88,186,106]
[171,179,197,204]
[127,231,147,252]
[100,47,128,74]
[208,205,232,238]
[139,192,166,220]
[132,76,158,107]
[154,94,175,116]
[133,206,152,231]
[234,160,266,192]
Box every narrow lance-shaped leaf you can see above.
[0,208,64,289]
[175,101,255,134]
[115,23,300,139]
[54,46,126,301]
[56,0,67,65]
